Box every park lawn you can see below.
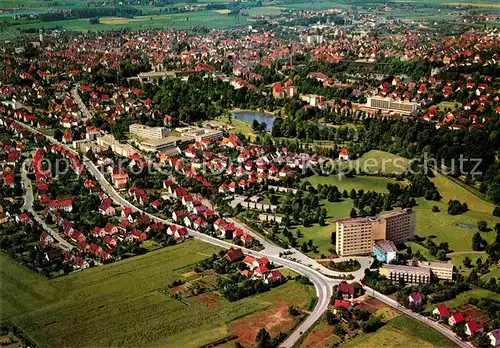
[431,173,495,215]
[304,175,400,193]
[0,253,56,319]
[413,198,497,253]
[8,240,315,348]
[341,150,409,175]
[215,115,256,139]
[404,241,437,261]
[342,315,455,348]
[437,101,462,111]
[448,251,487,277]
[290,199,353,257]
[481,266,500,281]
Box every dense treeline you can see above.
[153,74,282,122]
[40,7,142,22]
[361,117,500,204]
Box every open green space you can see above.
[448,251,487,276]
[216,114,256,139]
[0,253,56,320]
[431,173,496,215]
[404,241,437,261]
[305,174,399,193]
[482,266,500,281]
[290,199,353,257]
[437,101,462,111]
[413,198,497,253]
[341,150,409,175]
[342,314,455,348]
[3,240,314,347]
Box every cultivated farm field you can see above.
[3,240,315,347]
[342,315,455,348]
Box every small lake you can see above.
[232,111,277,131]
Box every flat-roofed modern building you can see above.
[138,136,178,153]
[419,261,454,281]
[176,126,223,142]
[336,217,386,256]
[336,209,416,257]
[129,124,170,140]
[97,134,139,158]
[384,208,416,244]
[380,264,431,284]
[373,240,398,263]
[367,96,419,115]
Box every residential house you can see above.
[224,248,245,263]
[465,321,484,337]
[449,312,465,326]
[487,329,500,347]
[409,292,423,305]
[432,304,450,319]
[333,300,352,315]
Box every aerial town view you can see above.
[0,0,499,347]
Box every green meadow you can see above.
[2,240,315,347]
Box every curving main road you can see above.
[7,116,464,348]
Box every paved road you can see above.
[71,84,93,123]
[8,116,464,348]
[20,157,74,251]
[228,217,372,281]
[363,285,468,348]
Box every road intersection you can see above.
[9,116,467,348]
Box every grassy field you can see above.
[216,114,256,139]
[305,174,400,193]
[404,241,437,261]
[437,101,462,111]
[0,253,57,320]
[449,251,487,276]
[431,173,496,215]
[4,241,315,347]
[413,198,497,253]
[290,199,353,257]
[341,150,409,175]
[342,315,455,348]
[482,266,500,281]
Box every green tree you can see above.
[256,328,271,348]
[477,220,488,232]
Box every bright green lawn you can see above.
[305,175,401,193]
[405,241,437,261]
[482,266,500,281]
[448,251,487,277]
[341,150,409,175]
[216,114,256,139]
[290,199,353,257]
[6,240,314,347]
[413,198,497,253]
[431,173,496,215]
[437,101,462,111]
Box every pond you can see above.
[231,110,277,131]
